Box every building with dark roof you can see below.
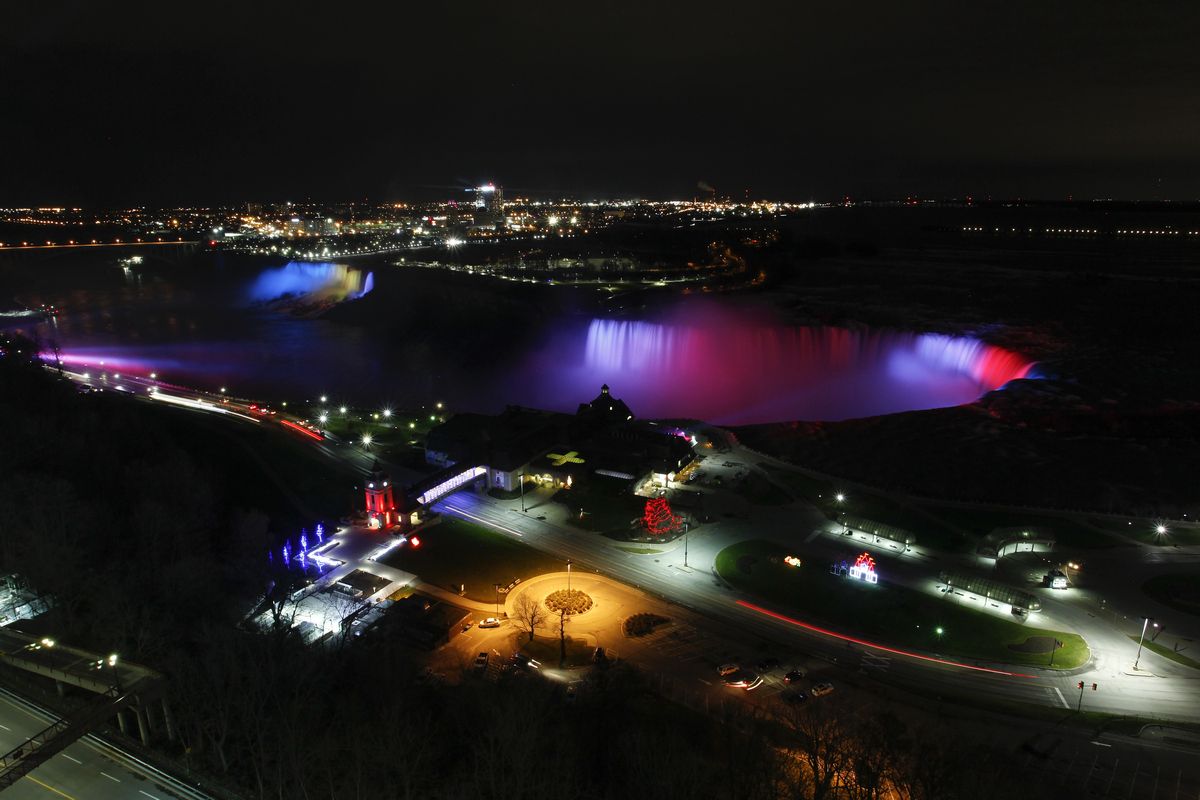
[419,385,696,500]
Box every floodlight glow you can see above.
[446,237,464,248]
[361,433,372,446]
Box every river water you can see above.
[1,249,1033,423]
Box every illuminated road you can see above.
[433,488,1200,723]
[55,368,1200,724]
[0,689,209,800]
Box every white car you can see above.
[478,617,501,628]
[811,682,835,697]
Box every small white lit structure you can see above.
[847,552,879,584]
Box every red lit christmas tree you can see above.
[642,496,681,536]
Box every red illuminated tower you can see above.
[364,461,396,528]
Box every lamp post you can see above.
[683,521,690,568]
[567,559,572,593]
[520,473,526,513]
[493,583,501,616]
[1134,617,1154,670]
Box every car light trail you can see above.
[280,419,324,441]
[736,600,1036,678]
[442,504,524,537]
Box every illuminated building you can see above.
[364,461,396,528]
[418,384,696,503]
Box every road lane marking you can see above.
[60,753,81,764]
[100,771,121,782]
[139,791,162,799]
[23,775,77,799]
[1053,687,1070,709]
[0,723,9,730]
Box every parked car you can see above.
[783,669,807,684]
[478,617,501,628]
[756,657,781,672]
[473,652,489,674]
[717,663,741,677]
[811,682,835,697]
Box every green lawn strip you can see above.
[616,546,663,555]
[383,516,563,602]
[520,635,594,667]
[1142,574,1200,618]
[1126,636,1200,671]
[716,539,1089,669]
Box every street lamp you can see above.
[836,493,845,503]
[1134,617,1155,670]
[493,583,501,616]
[361,433,372,447]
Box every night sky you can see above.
[3,1,1198,205]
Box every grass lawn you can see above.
[1126,636,1200,671]
[554,478,644,534]
[734,472,794,506]
[758,464,835,502]
[1142,574,1200,618]
[616,546,663,555]
[1113,521,1200,546]
[382,517,563,602]
[521,634,594,667]
[716,539,1090,669]
[146,404,359,529]
[924,505,1128,550]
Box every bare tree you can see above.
[512,593,546,644]
[558,608,568,666]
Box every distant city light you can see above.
[320,395,328,403]
[383,409,392,418]
[340,406,347,414]
[446,237,464,248]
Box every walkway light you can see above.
[836,493,845,503]
[361,433,372,446]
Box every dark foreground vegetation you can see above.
[0,336,1064,798]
